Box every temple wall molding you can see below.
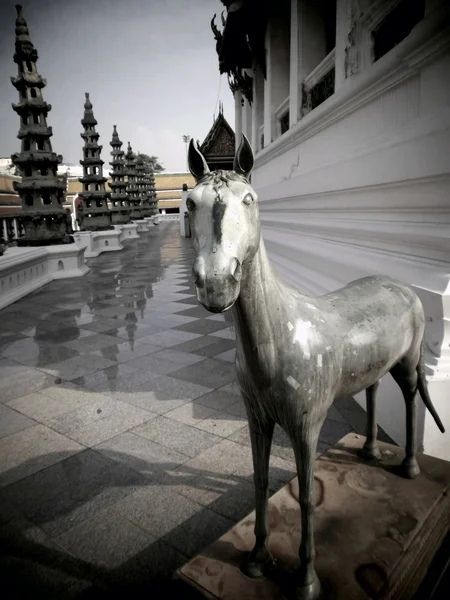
[228,0,450,459]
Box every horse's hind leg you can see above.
[242,409,276,578]
[359,381,382,461]
[390,361,421,479]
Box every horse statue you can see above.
[186,135,445,600]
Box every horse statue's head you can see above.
[187,134,260,313]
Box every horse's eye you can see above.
[243,194,253,206]
[186,199,196,212]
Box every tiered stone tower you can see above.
[125,142,142,220]
[78,93,111,231]
[142,161,158,217]
[10,4,72,246]
[109,125,131,225]
[135,153,147,216]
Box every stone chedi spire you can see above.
[125,142,142,220]
[10,5,72,246]
[143,161,158,217]
[135,153,149,217]
[77,93,112,231]
[109,125,131,225]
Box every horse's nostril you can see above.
[232,258,242,282]
[193,257,205,285]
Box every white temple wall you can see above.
[241,0,450,459]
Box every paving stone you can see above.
[0,449,146,536]
[137,329,202,348]
[170,358,236,389]
[110,484,204,539]
[105,323,166,340]
[46,396,155,447]
[56,509,155,570]
[0,403,36,439]
[147,348,206,368]
[133,416,222,458]
[111,375,212,414]
[0,424,83,488]
[176,306,213,319]
[6,388,94,423]
[170,335,220,354]
[174,319,229,335]
[193,411,247,438]
[319,417,353,447]
[190,337,236,358]
[215,348,236,363]
[209,327,236,340]
[161,506,234,557]
[89,340,164,364]
[69,363,139,391]
[164,402,217,426]
[0,365,57,404]
[40,354,116,381]
[194,384,242,412]
[62,333,120,353]
[95,431,188,478]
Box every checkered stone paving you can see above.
[0,222,392,599]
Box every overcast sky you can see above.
[0,0,234,172]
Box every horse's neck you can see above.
[231,238,278,340]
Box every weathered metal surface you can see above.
[178,433,450,600]
[186,134,446,599]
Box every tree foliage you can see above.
[136,153,165,173]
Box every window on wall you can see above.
[30,88,37,99]
[280,111,290,135]
[25,194,33,206]
[26,61,33,72]
[373,0,425,62]
[37,139,45,150]
[22,115,27,125]
[33,114,40,125]
[23,139,31,151]
[42,193,51,205]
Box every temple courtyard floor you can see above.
[0,222,391,599]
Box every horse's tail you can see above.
[417,340,445,433]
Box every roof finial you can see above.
[15,4,22,17]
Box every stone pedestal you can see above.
[134,219,150,233]
[74,229,123,258]
[0,244,89,310]
[177,433,450,600]
[153,215,159,226]
[114,223,139,242]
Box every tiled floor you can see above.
[0,222,390,599]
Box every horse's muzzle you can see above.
[192,256,241,313]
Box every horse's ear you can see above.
[233,134,254,179]
[188,139,210,181]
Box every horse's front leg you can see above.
[242,406,275,579]
[291,418,321,600]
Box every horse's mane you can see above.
[199,170,248,196]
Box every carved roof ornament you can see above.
[211,0,268,105]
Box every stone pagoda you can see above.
[146,163,158,217]
[125,142,142,220]
[135,153,148,216]
[77,93,112,231]
[10,4,72,246]
[109,125,131,225]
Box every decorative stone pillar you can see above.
[78,93,112,231]
[289,0,300,126]
[125,142,142,220]
[109,125,131,225]
[10,5,72,246]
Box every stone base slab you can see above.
[177,433,450,600]
[134,219,151,233]
[114,223,139,242]
[74,229,123,258]
[0,244,89,310]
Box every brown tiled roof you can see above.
[200,110,235,159]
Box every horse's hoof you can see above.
[293,574,322,600]
[400,457,420,479]
[358,445,381,461]
[241,551,276,579]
